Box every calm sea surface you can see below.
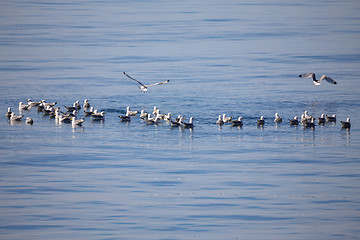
[1,0,360,239]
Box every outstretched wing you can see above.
[319,75,337,84]
[299,73,316,80]
[145,80,170,87]
[123,72,145,86]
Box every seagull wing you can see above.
[123,72,145,87]
[144,80,170,87]
[299,73,316,80]
[319,75,337,84]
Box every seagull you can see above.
[304,118,315,128]
[222,114,232,123]
[55,110,72,123]
[10,112,24,121]
[164,113,172,122]
[301,114,308,124]
[155,109,165,120]
[152,106,158,115]
[326,114,336,122]
[126,106,138,116]
[74,100,81,110]
[64,103,77,112]
[169,117,181,127]
[299,73,337,85]
[274,113,282,123]
[289,116,299,125]
[19,102,29,111]
[216,115,224,125]
[40,100,57,108]
[84,106,94,116]
[25,117,33,125]
[27,99,41,107]
[341,118,351,128]
[123,72,170,92]
[304,111,313,121]
[180,116,194,128]
[72,117,85,126]
[118,112,131,122]
[145,115,160,124]
[6,107,12,119]
[91,110,106,120]
[62,110,77,118]
[83,99,90,109]
[257,116,265,125]
[318,114,326,124]
[231,117,243,127]
[42,106,57,116]
[175,115,183,123]
[140,110,148,119]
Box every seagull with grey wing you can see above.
[299,73,337,85]
[123,72,170,92]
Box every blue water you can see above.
[1,0,360,239]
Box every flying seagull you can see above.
[123,72,170,92]
[299,73,337,85]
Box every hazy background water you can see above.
[1,0,360,239]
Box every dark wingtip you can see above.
[334,81,337,84]
[298,74,302,77]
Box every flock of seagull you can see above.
[5,98,351,130]
[4,72,352,129]
[6,99,105,127]
[215,111,351,129]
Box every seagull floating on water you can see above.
[118,112,131,122]
[91,110,106,120]
[304,118,315,128]
[216,115,224,125]
[55,109,72,123]
[164,113,172,122]
[72,117,85,126]
[222,114,232,123]
[10,112,24,121]
[84,106,94,116]
[123,72,170,92]
[145,115,160,124]
[40,100,57,108]
[180,116,194,128]
[318,114,326,124]
[257,116,265,125]
[274,113,282,123]
[83,99,90,109]
[27,99,41,107]
[126,106,138,116]
[6,107,12,119]
[289,116,299,125]
[326,114,336,122]
[341,118,351,128]
[26,117,33,125]
[19,102,29,111]
[299,73,337,85]
[231,117,243,127]
[140,110,148,119]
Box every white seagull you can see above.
[123,72,170,92]
[6,107,12,119]
[299,73,337,85]
[25,117,33,125]
[274,113,282,123]
[341,118,351,128]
